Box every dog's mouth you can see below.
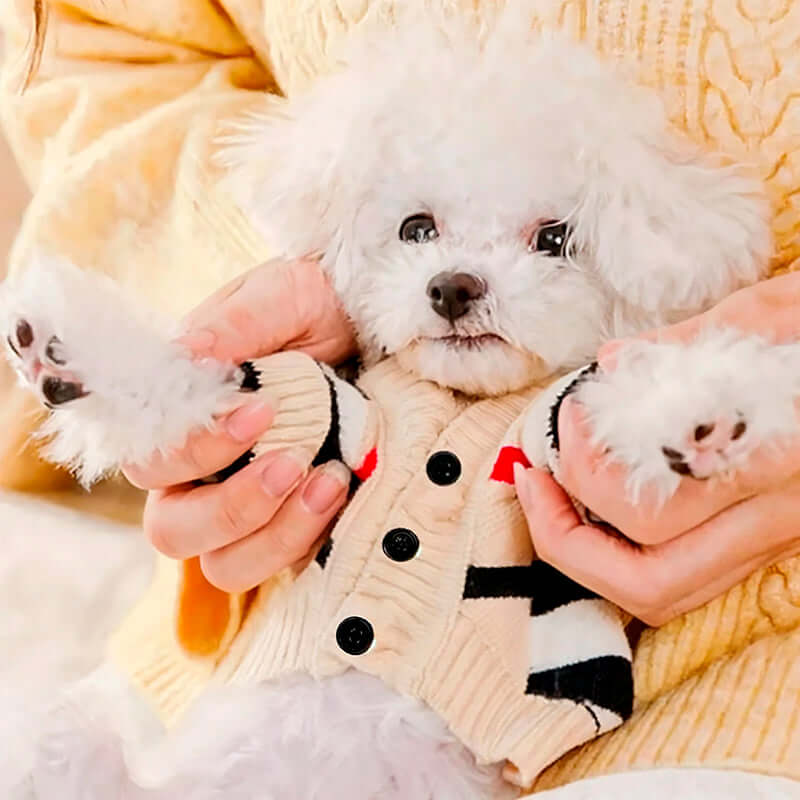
[425,333,506,351]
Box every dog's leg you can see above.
[523,331,800,508]
[1,255,241,486]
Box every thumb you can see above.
[597,312,710,369]
[599,272,800,370]
[513,464,641,598]
[177,258,321,363]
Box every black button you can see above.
[336,616,374,656]
[382,528,420,562]
[426,451,461,485]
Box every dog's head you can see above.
[220,11,770,396]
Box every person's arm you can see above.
[0,1,275,294]
[515,272,800,626]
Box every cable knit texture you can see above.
[1,0,799,792]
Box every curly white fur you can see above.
[19,669,508,800]
[219,6,770,395]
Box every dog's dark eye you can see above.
[399,214,438,244]
[529,221,569,257]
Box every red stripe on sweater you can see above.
[354,447,378,481]
[490,446,531,484]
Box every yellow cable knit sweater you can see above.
[1,0,799,792]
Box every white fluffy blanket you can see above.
[1,490,796,799]
[0,491,151,704]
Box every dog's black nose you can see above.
[427,272,485,322]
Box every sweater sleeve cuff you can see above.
[246,351,337,461]
[245,352,379,476]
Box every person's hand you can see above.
[515,272,800,626]
[124,257,357,592]
[177,255,356,365]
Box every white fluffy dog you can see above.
[2,7,796,800]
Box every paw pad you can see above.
[662,414,750,480]
[15,319,33,348]
[45,336,67,365]
[694,423,714,442]
[5,316,89,408]
[42,375,86,406]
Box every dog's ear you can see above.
[216,89,363,268]
[214,8,471,272]
[573,121,772,315]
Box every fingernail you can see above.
[176,328,217,354]
[302,461,350,514]
[225,401,274,442]
[261,447,311,496]
[513,462,533,507]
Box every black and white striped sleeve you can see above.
[463,561,633,732]
[202,352,379,485]
[314,363,379,481]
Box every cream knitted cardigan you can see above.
[111,351,635,787]
[1,0,799,791]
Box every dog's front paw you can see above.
[0,255,240,485]
[574,331,800,504]
[6,315,90,409]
